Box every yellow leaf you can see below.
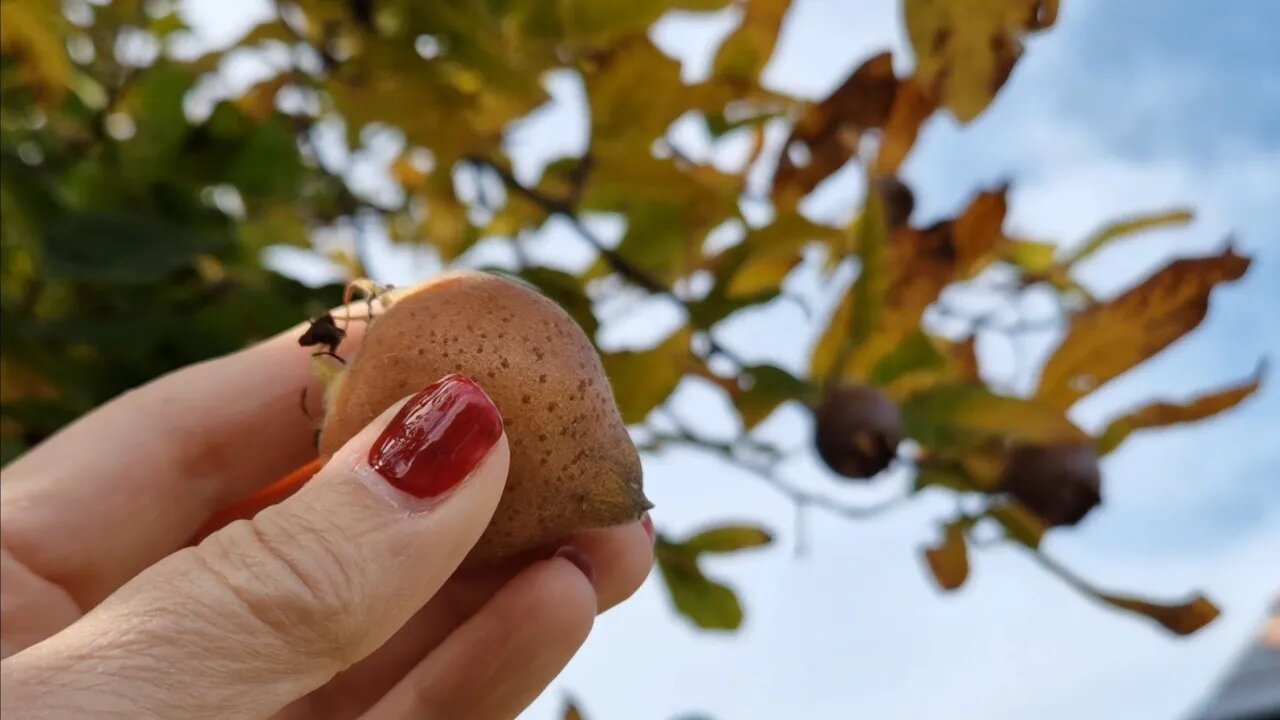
[602,327,692,424]
[809,184,889,382]
[685,524,773,554]
[1004,237,1057,274]
[989,501,1046,548]
[874,75,937,174]
[1036,247,1251,408]
[713,0,792,82]
[1068,208,1195,265]
[1096,363,1264,455]
[563,699,585,720]
[1100,593,1220,636]
[924,523,969,591]
[0,1,72,106]
[726,213,842,298]
[904,0,1058,122]
[773,52,899,209]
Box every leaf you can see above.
[1035,248,1252,408]
[952,185,1008,277]
[773,52,899,208]
[904,0,1058,122]
[656,537,745,631]
[809,183,889,382]
[1100,593,1220,636]
[735,364,813,428]
[924,522,969,591]
[726,213,842,298]
[713,0,792,82]
[685,524,773,554]
[42,213,211,284]
[1068,208,1194,265]
[602,327,692,424]
[874,75,937,174]
[0,2,72,106]
[1004,238,1058,274]
[1096,363,1265,455]
[989,501,1046,548]
[903,383,1087,449]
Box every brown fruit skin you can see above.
[813,385,904,479]
[319,271,648,567]
[1000,442,1101,527]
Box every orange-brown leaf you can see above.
[773,52,898,208]
[924,523,969,591]
[874,76,937,174]
[953,186,1009,277]
[1035,248,1251,408]
[1101,593,1221,636]
[1096,364,1264,454]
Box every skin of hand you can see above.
[0,315,656,720]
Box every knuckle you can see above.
[194,514,368,667]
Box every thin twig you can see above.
[476,156,754,369]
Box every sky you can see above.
[181,1,1280,718]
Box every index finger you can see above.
[0,307,368,609]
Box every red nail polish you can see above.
[641,513,656,545]
[554,546,596,585]
[368,375,503,499]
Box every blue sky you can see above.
[186,0,1280,717]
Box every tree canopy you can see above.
[0,0,1262,646]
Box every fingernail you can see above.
[641,513,656,545]
[368,374,503,500]
[554,546,596,585]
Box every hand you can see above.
[0,318,655,719]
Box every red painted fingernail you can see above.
[554,546,596,585]
[641,513,656,545]
[368,375,503,500]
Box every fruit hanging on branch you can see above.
[813,384,904,479]
[999,442,1102,527]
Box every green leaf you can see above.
[656,537,745,631]
[1068,208,1194,265]
[42,213,210,284]
[685,524,773,554]
[712,0,792,81]
[1036,248,1251,408]
[903,383,1087,449]
[735,364,812,428]
[923,522,969,591]
[602,327,691,424]
[1096,363,1264,455]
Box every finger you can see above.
[1,376,508,720]
[0,309,366,608]
[361,553,597,720]
[304,518,655,715]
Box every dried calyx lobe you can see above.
[813,384,904,479]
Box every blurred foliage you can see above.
[0,0,1263,653]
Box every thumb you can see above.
[2,375,509,720]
